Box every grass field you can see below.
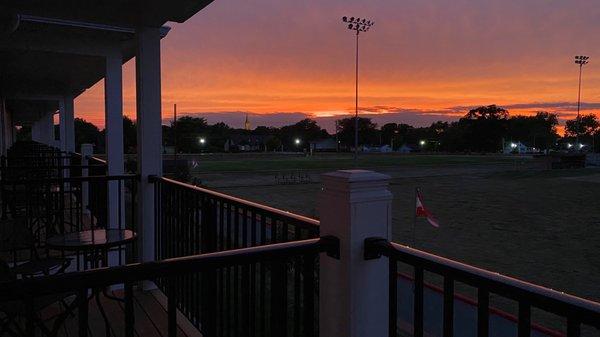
[185,152,523,172]
[190,153,600,331]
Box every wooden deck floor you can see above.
[46,289,199,337]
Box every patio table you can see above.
[46,228,136,337]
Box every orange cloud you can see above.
[73,0,600,131]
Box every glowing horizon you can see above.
[73,0,600,135]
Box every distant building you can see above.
[503,141,529,154]
[244,114,251,131]
[310,138,337,152]
[225,134,272,152]
[363,144,394,153]
[398,144,414,153]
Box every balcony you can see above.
[1,2,599,337]
[0,142,599,337]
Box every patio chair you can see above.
[0,218,71,277]
[0,258,78,337]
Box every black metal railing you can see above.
[364,238,600,337]
[1,173,137,268]
[151,176,321,337]
[0,236,338,337]
[1,147,108,220]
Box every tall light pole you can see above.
[342,16,374,163]
[575,55,589,147]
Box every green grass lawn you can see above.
[191,153,519,173]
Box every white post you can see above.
[47,112,54,147]
[33,112,54,146]
[44,113,53,147]
[135,26,162,276]
[0,97,5,155]
[59,97,74,179]
[59,97,75,153]
[0,99,12,155]
[105,49,125,232]
[318,169,392,337]
[80,143,93,216]
[31,118,42,143]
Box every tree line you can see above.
[17,105,600,153]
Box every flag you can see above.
[415,189,440,227]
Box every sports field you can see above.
[190,153,600,328]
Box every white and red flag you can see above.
[415,189,440,228]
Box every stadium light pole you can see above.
[342,16,374,163]
[575,55,590,147]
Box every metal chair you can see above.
[0,218,71,278]
[0,258,78,337]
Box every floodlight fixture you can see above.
[341,15,375,163]
[574,55,590,146]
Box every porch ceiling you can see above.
[2,0,215,27]
[0,18,139,98]
[4,99,58,125]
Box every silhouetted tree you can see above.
[565,114,599,151]
[279,119,329,150]
[565,114,599,138]
[459,105,509,152]
[170,116,209,153]
[123,116,136,153]
[507,112,559,150]
[465,105,509,120]
[74,118,102,150]
[336,117,378,148]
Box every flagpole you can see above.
[412,187,417,247]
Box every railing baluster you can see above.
[293,227,301,337]
[234,206,240,336]
[25,295,35,337]
[303,254,316,337]
[389,257,398,337]
[78,288,89,337]
[477,288,489,337]
[168,279,178,337]
[518,301,531,337]
[413,266,424,337]
[271,258,287,337]
[567,318,581,337]
[125,282,135,337]
[443,277,454,337]
[260,215,266,336]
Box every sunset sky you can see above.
[74,0,600,132]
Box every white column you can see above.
[105,49,125,231]
[318,169,393,337]
[0,98,9,155]
[135,26,162,272]
[59,97,74,152]
[31,120,41,143]
[80,143,93,216]
[47,112,57,147]
[34,112,55,146]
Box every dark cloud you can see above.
[163,111,311,129]
[170,109,459,133]
[162,100,600,133]
[449,102,600,113]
